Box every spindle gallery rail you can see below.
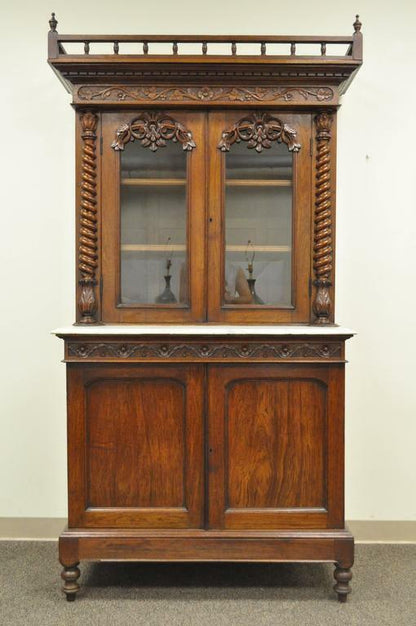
[48,13,362,61]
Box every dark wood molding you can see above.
[78,110,99,324]
[59,525,354,562]
[111,111,196,152]
[313,110,334,325]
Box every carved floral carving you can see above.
[77,85,334,104]
[67,341,342,360]
[111,112,196,152]
[218,112,301,153]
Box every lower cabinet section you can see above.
[59,335,354,602]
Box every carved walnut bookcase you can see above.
[48,13,362,601]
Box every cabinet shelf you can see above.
[226,179,292,187]
[122,243,186,252]
[226,244,291,252]
[121,244,291,253]
[120,179,292,188]
[121,178,186,186]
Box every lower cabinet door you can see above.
[67,363,204,529]
[207,364,345,530]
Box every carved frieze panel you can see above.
[76,85,336,106]
[65,339,344,362]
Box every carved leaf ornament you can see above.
[218,112,301,153]
[111,112,196,152]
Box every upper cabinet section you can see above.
[48,15,362,325]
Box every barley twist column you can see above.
[78,111,98,323]
[313,110,333,324]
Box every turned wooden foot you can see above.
[61,563,80,601]
[333,564,352,602]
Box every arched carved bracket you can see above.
[111,112,196,152]
[78,110,99,324]
[218,112,301,153]
[313,110,334,324]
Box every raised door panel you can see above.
[67,364,204,529]
[87,380,185,508]
[227,380,325,509]
[208,364,344,530]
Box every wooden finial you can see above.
[49,12,58,32]
[353,14,362,32]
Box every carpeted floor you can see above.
[0,542,414,625]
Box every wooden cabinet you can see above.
[49,13,362,602]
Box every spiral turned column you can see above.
[78,111,98,323]
[313,111,333,324]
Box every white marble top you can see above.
[52,325,355,337]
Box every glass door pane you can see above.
[120,141,188,306]
[224,141,293,307]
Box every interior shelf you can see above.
[120,178,292,187]
[121,244,291,252]
[226,245,291,252]
[226,179,292,187]
[121,244,186,252]
[121,178,186,186]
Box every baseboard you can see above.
[0,518,415,542]
[348,521,416,543]
[0,518,66,540]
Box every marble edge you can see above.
[51,325,356,337]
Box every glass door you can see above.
[101,111,206,323]
[120,141,187,307]
[207,111,313,324]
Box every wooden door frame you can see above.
[67,363,205,529]
[207,110,312,323]
[207,363,345,530]
[101,110,207,323]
